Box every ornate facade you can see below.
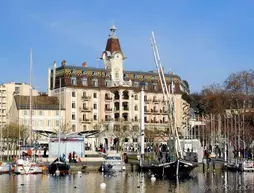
[48,26,190,149]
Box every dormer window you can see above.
[133,81,139,87]
[153,83,157,91]
[144,82,148,90]
[82,78,87,86]
[92,78,98,87]
[71,77,77,85]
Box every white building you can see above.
[0,82,39,126]
[9,95,65,144]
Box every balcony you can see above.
[105,108,112,112]
[105,97,112,101]
[79,118,92,123]
[80,107,92,112]
[81,96,91,101]
[153,99,159,104]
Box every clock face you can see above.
[115,53,121,60]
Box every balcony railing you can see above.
[80,107,92,112]
[81,96,91,101]
[105,97,112,101]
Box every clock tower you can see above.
[102,25,125,86]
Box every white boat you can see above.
[0,162,11,174]
[100,153,126,172]
[240,161,254,172]
[14,159,43,175]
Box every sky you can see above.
[1,0,254,93]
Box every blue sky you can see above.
[1,0,254,93]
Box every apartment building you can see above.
[48,25,190,148]
[0,82,39,126]
[9,95,65,144]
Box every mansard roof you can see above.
[14,96,65,110]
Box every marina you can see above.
[0,170,253,193]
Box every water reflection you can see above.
[0,170,253,193]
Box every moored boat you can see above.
[100,153,126,173]
[48,157,70,175]
[14,159,43,175]
[0,162,12,174]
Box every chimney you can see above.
[82,62,87,67]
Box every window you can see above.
[133,81,139,87]
[134,105,138,111]
[71,77,77,85]
[153,83,157,91]
[72,124,76,132]
[39,111,42,116]
[93,114,97,121]
[32,110,34,115]
[93,93,97,98]
[83,125,87,131]
[24,120,27,126]
[93,103,97,109]
[24,110,27,116]
[72,91,76,97]
[134,116,138,121]
[82,78,87,86]
[56,111,59,116]
[134,95,138,100]
[72,113,76,120]
[92,79,98,87]
[72,102,76,108]
[39,120,43,127]
[105,79,110,87]
[48,120,51,127]
[56,120,59,127]
[144,82,148,90]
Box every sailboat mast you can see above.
[29,48,33,146]
[58,78,61,158]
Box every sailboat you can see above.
[47,78,70,175]
[141,32,198,178]
[14,48,43,175]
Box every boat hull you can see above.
[150,160,198,179]
[14,165,43,175]
[100,163,126,173]
[48,162,70,175]
[0,165,11,174]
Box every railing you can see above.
[81,96,91,100]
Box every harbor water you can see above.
[0,170,253,193]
